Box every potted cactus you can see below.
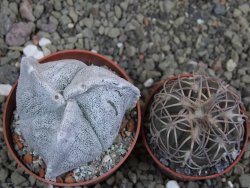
[3,50,141,186]
[142,74,248,180]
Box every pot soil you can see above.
[3,50,141,187]
[142,73,248,180]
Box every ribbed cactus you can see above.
[148,74,246,175]
[16,57,140,179]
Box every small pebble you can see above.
[91,49,97,53]
[239,174,250,187]
[13,133,20,143]
[42,47,51,56]
[127,119,135,132]
[39,168,45,178]
[17,141,24,150]
[64,175,76,183]
[144,78,154,87]
[68,23,74,28]
[197,19,205,25]
[5,22,33,46]
[127,171,137,184]
[32,35,40,45]
[56,177,63,183]
[33,51,44,59]
[24,153,33,164]
[226,59,237,72]
[0,84,12,96]
[39,37,51,47]
[0,168,9,183]
[23,44,39,57]
[239,3,250,14]
[166,180,180,188]
[108,28,120,38]
[11,171,27,186]
[227,180,234,188]
[106,176,115,186]
[19,0,35,21]
[102,155,111,163]
[117,42,123,48]
[214,3,226,15]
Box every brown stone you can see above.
[64,175,76,183]
[56,177,63,183]
[32,35,40,45]
[127,119,135,132]
[39,168,45,178]
[120,119,128,132]
[13,133,20,143]
[143,17,149,26]
[16,141,24,150]
[24,153,33,164]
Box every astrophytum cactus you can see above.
[16,57,140,179]
[148,75,246,175]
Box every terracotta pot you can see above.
[3,50,141,186]
[142,73,249,180]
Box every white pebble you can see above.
[41,46,51,56]
[226,59,237,72]
[74,175,80,181]
[197,19,205,24]
[68,23,74,28]
[23,44,39,57]
[117,42,123,48]
[144,78,154,87]
[91,49,97,53]
[73,168,80,174]
[0,84,12,96]
[102,155,111,163]
[38,37,51,47]
[222,178,226,182]
[227,180,234,188]
[125,131,132,137]
[187,60,198,66]
[166,180,180,188]
[33,51,44,59]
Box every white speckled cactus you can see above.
[16,57,140,179]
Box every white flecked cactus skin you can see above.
[16,57,140,180]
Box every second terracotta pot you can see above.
[142,73,249,181]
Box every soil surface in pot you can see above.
[11,108,137,184]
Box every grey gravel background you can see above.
[0,0,250,187]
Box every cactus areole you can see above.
[143,74,248,180]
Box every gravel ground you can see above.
[0,0,250,187]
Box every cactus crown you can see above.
[148,74,246,175]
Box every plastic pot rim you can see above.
[3,49,142,187]
[141,73,249,181]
